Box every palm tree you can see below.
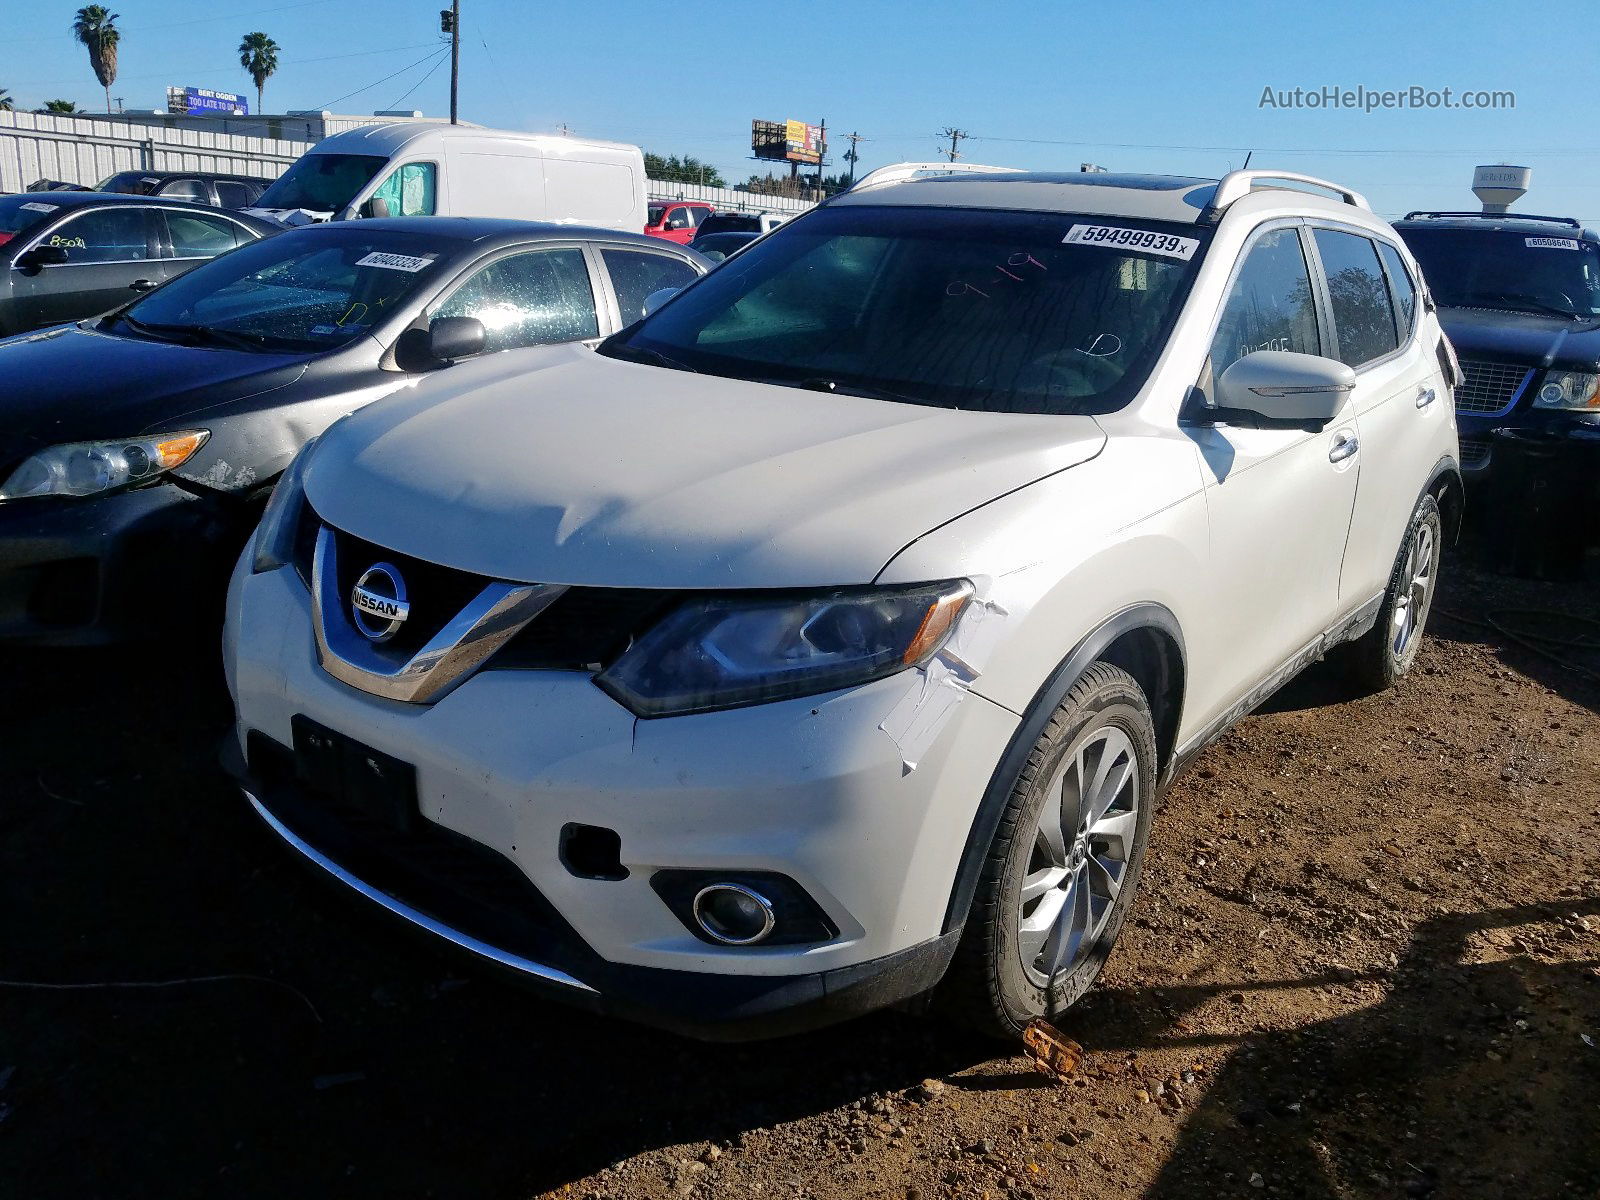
[71,7,120,115]
[0,89,13,112]
[238,31,280,115]
[40,99,82,114]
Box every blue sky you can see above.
[5,0,1597,223]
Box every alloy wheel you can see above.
[1391,519,1437,659]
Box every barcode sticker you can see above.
[354,251,436,272]
[1063,224,1199,260]
[1526,237,1579,250]
[19,201,58,213]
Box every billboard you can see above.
[752,118,825,165]
[166,86,250,117]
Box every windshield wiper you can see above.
[795,377,932,407]
[600,341,699,374]
[1460,292,1581,320]
[134,322,279,351]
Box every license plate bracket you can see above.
[292,715,418,833]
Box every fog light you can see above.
[691,883,776,945]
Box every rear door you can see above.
[594,245,703,327]
[154,209,256,288]
[8,205,162,330]
[1309,227,1446,607]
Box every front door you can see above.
[1183,224,1361,734]
[9,206,161,330]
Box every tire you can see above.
[939,661,1156,1038]
[1341,493,1442,695]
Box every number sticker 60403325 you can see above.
[1062,224,1199,261]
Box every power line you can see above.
[384,47,452,114]
[940,127,968,162]
[7,42,442,90]
[6,0,343,46]
[314,46,450,111]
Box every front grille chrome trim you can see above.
[311,525,569,704]
[244,789,598,994]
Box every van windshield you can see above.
[254,153,388,214]
[604,204,1210,415]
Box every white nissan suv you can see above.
[224,170,1461,1039]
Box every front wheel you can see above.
[939,662,1156,1037]
[1342,493,1442,694]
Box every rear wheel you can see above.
[1343,493,1441,694]
[940,662,1156,1037]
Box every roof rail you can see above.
[1202,170,1370,223]
[847,161,1024,192]
[1401,210,1582,228]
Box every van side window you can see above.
[434,247,599,351]
[1208,228,1320,379]
[602,249,700,323]
[1374,240,1417,341]
[1312,228,1399,367]
[370,162,437,217]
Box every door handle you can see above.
[1329,432,1360,463]
[1416,387,1437,409]
[128,278,157,292]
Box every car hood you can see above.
[305,344,1108,588]
[0,323,308,467]
[1437,305,1600,370]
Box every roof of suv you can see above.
[1392,211,1600,242]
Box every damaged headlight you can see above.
[0,430,209,502]
[597,580,974,717]
[1534,370,1600,410]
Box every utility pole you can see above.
[441,2,461,124]
[843,131,862,187]
[941,127,967,162]
[814,117,826,197]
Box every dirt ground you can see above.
[1,549,1596,1200]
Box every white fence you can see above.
[0,110,311,193]
[1,112,817,218]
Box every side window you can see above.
[370,162,437,217]
[39,208,152,263]
[214,181,252,208]
[1208,228,1320,379]
[1375,240,1417,342]
[601,248,701,323]
[433,247,599,352]
[665,207,692,231]
[1312,228,1399,367]
[159,179,211,204]
[167,212,246,259]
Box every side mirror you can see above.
[1214,350,1355,425]
[641,287,679,318]
[427,315,487,363]
[17,244,69,273]
[359,196,392,219]
[700,250,727,264]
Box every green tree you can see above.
[0,89,13,112]
[237,31,280,114]
[71,6,120,115]
[644,151,725,188]
[40,99,82,114]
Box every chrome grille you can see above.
[1459,435,1492,469]
[1456,359,1532,415]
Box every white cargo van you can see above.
[247,123,646,232]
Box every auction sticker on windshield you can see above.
[1063,224,1199,260]
[1526,237,1580,250]
[19,202,58,214]
[354,251,437,272]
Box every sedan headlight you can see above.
[250,440,315,574]
[0,430,209,502]
[1534,370,1600,410]
[597,580,974,717]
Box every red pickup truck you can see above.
[644,200,714,244]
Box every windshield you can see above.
[0,195,66,247]
[97,171,162,196]
[254,153,388,214]
[1400,227,1600,318]
[605,205,1210,414]
[648,205,667,224]
[120,228,456,352]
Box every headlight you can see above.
[250,440,315,574]
[0,430,208,502]
[1534,370,1600,410]
[597,580,974,717]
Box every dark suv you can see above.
[1393,212,1600,477]
[96,171,274,210]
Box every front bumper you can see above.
[224,560,1018,1038]
[0,483,249,644]
[1456,410,1600,480]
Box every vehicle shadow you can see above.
[1077,899,1600,1199]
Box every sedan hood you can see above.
[1437,305,1600,370]
[306,344,1107,588]
[0,323,308,467]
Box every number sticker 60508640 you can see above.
[1062,224,1199,261]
